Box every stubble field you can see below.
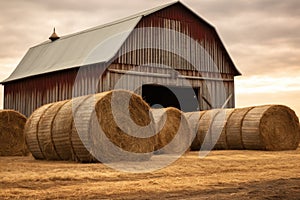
[1,148,299,199]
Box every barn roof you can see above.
[2,1,240,84]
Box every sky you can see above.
[0,0,299,116]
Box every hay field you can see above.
[1,148,299,199]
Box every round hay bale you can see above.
[226,107,254,150]
[25,104,52,159]
[25,98,95,162]
[197,109,221,150]
[92,90,155,162]
[37,100,69,160]
[184,105,300,151]
[242,105,300,150]
[152,107,191,154]
[185,109,235,150]
[51,100,74,161]
[184,111,206,151]
[212,109,235,150]
[0,110,28,156]
[71,95,97,163]
[25,90,155,162]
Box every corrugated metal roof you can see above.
[2,16,141,83]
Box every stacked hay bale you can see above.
[151,107,192,154]
[25,90,156,162]
[0,110,28,156]
[185,105,300,151]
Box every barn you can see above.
[1,2,241,117]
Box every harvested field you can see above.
[1,148,299,199]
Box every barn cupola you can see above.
[49,28,60,41]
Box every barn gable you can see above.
[115,2,240,76]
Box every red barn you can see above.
[1,2,241,116]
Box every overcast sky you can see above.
[0,0,299,116]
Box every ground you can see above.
[1,148,299,199]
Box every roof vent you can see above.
[49,28,60,41]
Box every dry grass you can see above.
[1,148,299,199]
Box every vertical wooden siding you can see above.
[4,64,106,116]
[115,4,237,75]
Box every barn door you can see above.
[141,84,199,112]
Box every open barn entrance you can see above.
[141,84,199,112]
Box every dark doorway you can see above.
[142,84,199,112]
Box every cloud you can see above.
[236,75,300,94]
[184,0,300,76]
[186,0,300,19]
[26,0,159,13]
[230,44,300,75]
[235,73,300,117]
[236,90,300,118]
[0,0,170,58]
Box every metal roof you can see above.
[2,1,240,83]
[1,16,141,83]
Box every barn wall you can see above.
[3,64,106,117]
[4,69,76,116]
[4,61,234,117]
